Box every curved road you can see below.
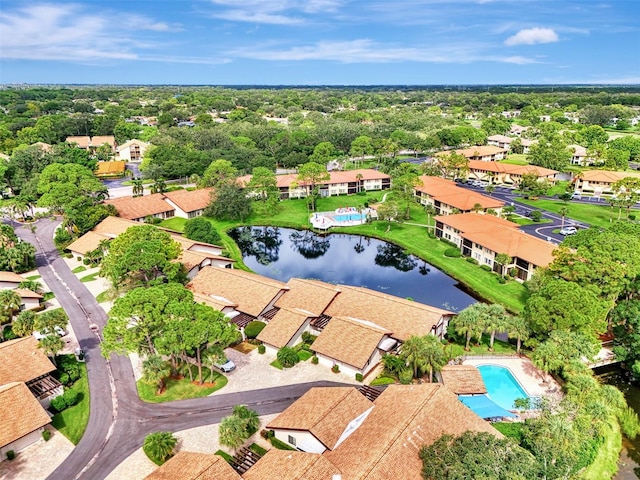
[13,218,346,480]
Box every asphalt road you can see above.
[12,218,348,480]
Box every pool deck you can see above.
[310,207,377,230]
[463,357,561,399]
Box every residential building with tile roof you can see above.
[487,135,537,153]
[263,384,499,480]
[162,188,213,219]
[274,278,342,315]
[436,145,507,162]
[116,139,149,162]
[0,382,51,460]
[143,451,241,480]
[256,307,314,353]
[267,387,374,453]
[104,194,175,222]
[414,176,504,215]
[467,160,558,186]
[0,271,27,289]
[435,213,556,281]
[187,267,288,326]
[568,144,598,166]
[574,170,640,195]
[66,135,116,152]
[311,316,392,377]
[439,365,488,395]
[239,168,390,200]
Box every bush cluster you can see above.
[444,247,461,258]
[466,257,479,264]
[355,373,364,382]
[244,321,266,339]
[257,344,266,354]
[331,364,340,373]
[480,264,492,272]
[277,347,299,368]
[50,389,80,412]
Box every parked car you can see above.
[33,326,67,340]
[559,226,577,236]
[570,192,582,200]
[214,358,236,372]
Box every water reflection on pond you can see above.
[229,226,477,312]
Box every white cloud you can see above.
[505,27,559,46]
[213,10,304,25]
[209,0,342,24]
[228,39,538,65]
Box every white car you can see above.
[214,358,236,372]
[559,226,577,236]
[33,326,67,340]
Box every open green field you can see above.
[193,193,527,313]
[517,198,629,229]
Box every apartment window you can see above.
[288,435,296,446]
[484,257,492,265]
[473,253,481,261]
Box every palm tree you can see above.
[506,316,529,354]
[0,290,21,329]
[356,173,363,193]
[38,335,64,366]
[450,304,483,351]
[481,304,509,351]
[424,204,436,232]
[485,184,496,196]
[131,177,144,197]
[143,432,177,465]
[422,335,447,383]
[18,280,43,295]
[142,355,171,395]
[381,353,405,377]
[494,253,512,276]
[559,206,569,228]
[400,336,428,379]
[150,178,167,194]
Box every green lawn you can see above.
[51,360,90,445]
[43,292,55,301]
[137,370,228,403]
[95,290,111,303]
[80,272,100,283]
[26,275,41,280]
[71,266,87,273]
[508,216,551,226]
[517,198,625,229]
[445,335,518,359]
[297,350,313,362]
[270,359,284,370]
[501,154,529,165]
[158,217,187,232]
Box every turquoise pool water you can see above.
[333,213,365,222]
[478,365,530,410]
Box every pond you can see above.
[229,226,477,312]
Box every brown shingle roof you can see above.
[0,382,51,448]
[14,288,43,299]
[311,316,390,370]
[0,271,26,283]
[67,231,110,255]
[244,450,340,480]
[324,286,453,341]
[440,365,487,394]
[192,292,237,311]
[267,387,373,450]
[95,161,126,176]
[143,451,241,480]
[162,188,213,213]
[93,216,143,236]
[453,145,507,158]
[187,267,286,317]
[325,384,500,480]
[257,307,312,349]
[0,337,56,385]
[275,278,341,315]
[178,250,233,271]
[105,194,175,221]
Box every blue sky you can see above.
[1,0,639,85]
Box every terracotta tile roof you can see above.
[416,176,504,211]
[267,387,373,450]
[0,337,56,385]
[440,365,487,394]
[105,194,174,220]
[143,451,241,480]
[311,316,390,369]
[187,267,286,317]
[241,169,389,189]
[67,231,110,255]
[468,160,557,177]
[435,213,556,267]
[324,286,453,341]
[436,145,507,159]
[92,216,142,236]
[325,384,500,480]
[162,188,214,213]
[434,212,518,232]
[0,271,26,283]
[95,161,126,176]
[257,307,312,348]
[244,450,340,480]
[275,278,342,315]
[14,288,43,299]
[0,382,51,448]
[580,170,640,183]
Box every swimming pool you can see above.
[333,213,366,222]
[478,365,531,410]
